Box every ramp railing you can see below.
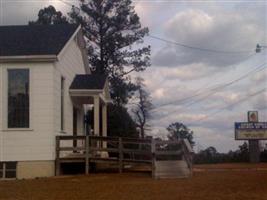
[55,136,193,177]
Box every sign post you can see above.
[235,111,267,163]
[248,111,260,163]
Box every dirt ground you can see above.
[194,163,267,169]
[0,164,267,200]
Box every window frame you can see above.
[0,162,17,179]
[2,66,33,131]
[7,69,30,128]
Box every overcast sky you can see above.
[1,0,266,152]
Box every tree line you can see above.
[194,142,267,164]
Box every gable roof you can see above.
[70,74,108,90]
[0,24,79,57]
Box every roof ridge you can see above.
[0,24,79,28]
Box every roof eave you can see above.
[69,89,104,95]
[0,55,58,63]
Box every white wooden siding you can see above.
[0,63,55,161]
[53,39,87,137]
[0,35,88,162]
[0,65,3,161]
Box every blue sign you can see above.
[235,122,267,140]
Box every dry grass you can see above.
[0,164,267,200]
[194,163,267,172]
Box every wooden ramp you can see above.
[152,139,193,179]
[55,136,194,179]
[154,160,190,179]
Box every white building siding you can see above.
[53,39,87,137]
[0,65,3,161]
[0,63,55,161]
[0,33,88,162]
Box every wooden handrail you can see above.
[122,138,152,143]
[55,135,193,176]
[181,139,194,176]
[89,136,119,141]
[57,135,86,140]
[118,137,123,173]
[183,139,194,153]
[154,150,182,155]
[154,140,182,145]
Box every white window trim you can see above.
[1,66,33,131]
[60,76,66,132]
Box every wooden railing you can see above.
[182,139,194,176]
[55,135,193,176]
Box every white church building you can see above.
[0,24,111,179]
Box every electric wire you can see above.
[187,87,267,126]
[153,63,266,119]
[148,34,254,54]
[152,61,266,112]
[58,0,74,7]
[58,0,256,55]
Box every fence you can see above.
[55,135,194,178]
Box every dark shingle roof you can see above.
[0,24,79,57]
[70,74,107,90]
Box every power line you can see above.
[152,61,266,112]
[187,87,267,126]
[153,63,266,120]
[180,63,266,108]
[148,34,254,54]
[151,52,258,112]
[58,0,75,7]
[57,0,255,56]
[155,65,266,118]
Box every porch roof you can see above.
[69,74,112,104]
[70,74,107,90]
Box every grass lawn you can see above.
[0,164,267,200]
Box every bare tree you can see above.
[132,77,153,138]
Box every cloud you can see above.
[2,0,266,153]
[251,70,267,84]
[134,1,177,29]
[1,0,72,25]
[251,90,267,111]
[153,6,265,68]
[192,126,243,152]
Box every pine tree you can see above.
[69,0,151,105]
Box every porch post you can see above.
[102,104,107,137]
[102,104,108,148]
[93,96,100,136]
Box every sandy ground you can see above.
[194,163,267,171]
[0,164,267,200]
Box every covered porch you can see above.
[69,74,112,138]
[55,74,194,177]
